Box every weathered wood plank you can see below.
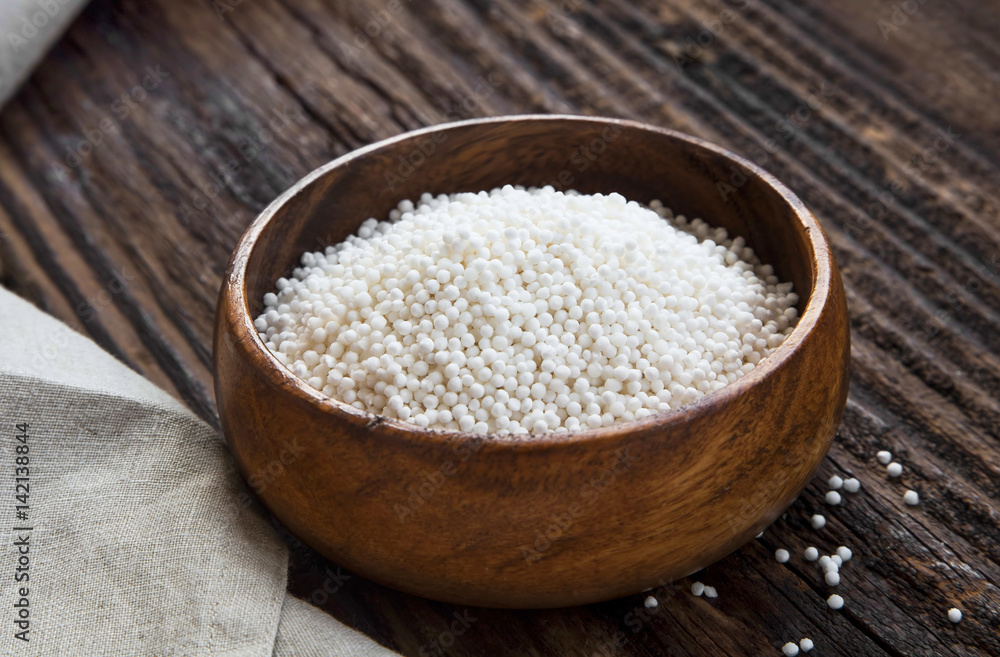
[1,0,997,654]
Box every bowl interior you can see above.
[242,116,814,325]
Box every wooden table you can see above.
[1,0,998,654]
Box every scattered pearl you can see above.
[828,475,843,490]
[887,462,904,477]
[948,607,962,623]
[704,586,718,598]
[904,490,920,505]
[782,642,800,656]
[811,514,826,529]
[825,491,842,505]
[831,555,843,567]
[825,571,841,586]
[256,187,798,435]
[803,547,819,561]
[836,546,853,562]
[691,581,705,596]
[877,450,893,465]
[843,478,861,493]
[775,549,790,563]
[644,595,658,609]
[799,638,814,652]
[827,594,844,610]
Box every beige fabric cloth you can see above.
[0,287,398,655]
[273,596,396,656]
[0,0,89,106]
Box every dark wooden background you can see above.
[1,0,998,655]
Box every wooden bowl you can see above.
[214,115,850,608]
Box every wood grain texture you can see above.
[0,0,997,653]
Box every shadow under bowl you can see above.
[213,115,850,608]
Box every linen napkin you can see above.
[0,286,398,655]
[0,0,90,107]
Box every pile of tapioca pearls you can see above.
[256,187,799,435]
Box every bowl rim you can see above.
[224,114,834,450]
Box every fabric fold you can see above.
[0,0,91,107]
[0,287,397,655]
[273,594,398,657]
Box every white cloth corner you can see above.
[0,287,398,656]
[0,1,90,107]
